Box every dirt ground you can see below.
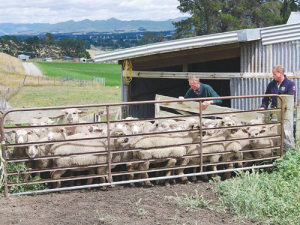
[0,181,256,225]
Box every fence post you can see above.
[277,95,295,149]
[22,76,27,86]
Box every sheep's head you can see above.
[202,119,220,136]
[62,108,83,123]
[13,129,30,143]
[26,145,39,158]
[47,128,66,141]
[248,127,266,144]
[220,116,239,134]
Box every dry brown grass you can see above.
[0,53,25,75]
[0,53,27,98]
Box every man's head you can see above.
[188,76,200,91]
[272,65,284,83]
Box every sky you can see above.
[0,0,189,24]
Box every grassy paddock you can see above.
[9,85,121,108]
[35,62,121,86]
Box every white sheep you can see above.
[247,126,274,159]
[29,117,53,138]
[49,141,109,188]
[129,131,198,186]
[187,128,226,182]
[62,108,90,135]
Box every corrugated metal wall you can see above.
[233,40,300,110]
[240,40,300,73]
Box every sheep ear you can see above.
[11,130,16,133]
[94,128,103,133]
[242,128,249,133]
[260,129,266,134]
[27,131,33,135]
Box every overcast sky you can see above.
[0,0,189,24]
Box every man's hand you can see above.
[202,100,213,109]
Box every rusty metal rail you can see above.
[0,94,284,197]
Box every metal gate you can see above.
[0,94,284,197]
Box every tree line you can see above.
[0,33,91,59]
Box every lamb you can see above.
[129,131,198,186]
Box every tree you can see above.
[281,0,300,23]
[173,0,293,38]
[45,33,55,45]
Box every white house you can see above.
[18,54,30,61]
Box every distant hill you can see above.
[0,17,188,36]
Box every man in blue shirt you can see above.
[261,65,296,109]
[183,76,222,109]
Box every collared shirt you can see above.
[184,83,222,105]
[261,75,296,108]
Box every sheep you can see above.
[48,127,135,188]
[129,131,198,186]
[25,136,53,178]
[62,108,90,135]
[49,141,109,188]
[247,126,274,159]
[187,127,226,182]
[29,117,53,138]
[218,115,249,179]
[11,129,40,179]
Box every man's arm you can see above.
[261,84,271,109]
[184,89,194,99]
[206,85,222,105]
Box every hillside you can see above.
[0,17,187,35]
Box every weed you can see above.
[172,190,212,211]
[135,198,147,216]
[1,162,48,194]
[96,210,115,224]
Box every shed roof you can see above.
[287,12,300,25]
[95,18,300,63]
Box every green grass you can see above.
[213,150,300,225]
[35,62,121,86]
[9,85,121,108]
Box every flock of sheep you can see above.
[7,108,280,189]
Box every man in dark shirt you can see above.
[261,65,296,109]
[183,76,222,109]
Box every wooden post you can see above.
[155,96,160,118]
[277,95,295,148]
[295,106,300,145]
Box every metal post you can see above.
[106,106,112,183]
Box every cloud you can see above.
[0,0,188,24]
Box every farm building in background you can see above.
[80,58,87,63]
[18,54,30,61]
[95,13,300,118]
